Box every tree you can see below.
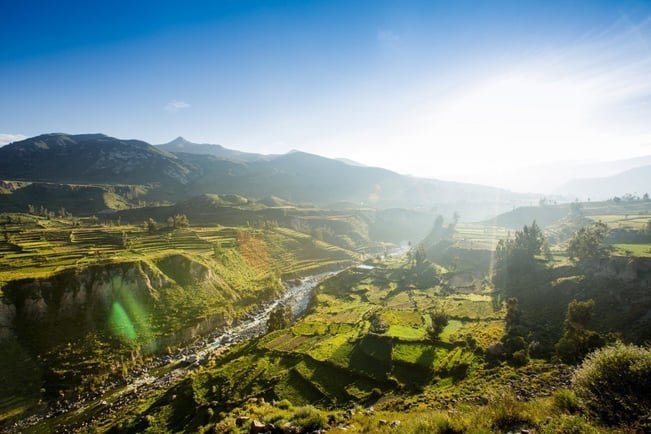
[504,297,522,335]
[168,214,190,229]
[413,243,427,267]
[173,214,189,229]
[501,297,528,361]
[493,221,545,290]
[213,241,223,258]
[567,222,608,262]
[556,299,605,364]
[267,304,293,332]
[145,218,158,234]
[426,308,448,342]
[369,312,389,334]
[121,231,131,249]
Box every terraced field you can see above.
[125,256,507,431]
[452,223,513,251]
[0,220,358,285]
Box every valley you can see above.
[0,134,650,433]
[5,2,651,432]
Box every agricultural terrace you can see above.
[168,255,508,420]
[0,214,359,285]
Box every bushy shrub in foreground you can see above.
[572,342,651,427]
[291,405,328,433]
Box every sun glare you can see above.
[430,74,595,160]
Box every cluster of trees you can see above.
[407,243,427,267]
[493,221,545,291]
[142,215,191,233]
[556,299,605,363]
[267,304,293,332]
[567,222,609,262]
[491,220,615,366]
[26,204,72,219]
[610,193,649,202]
[167,214,189,229]
[494,296,606,367]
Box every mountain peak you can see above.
[168,136,193,147]
[158,137,271,162]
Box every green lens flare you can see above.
[109,302,137,341]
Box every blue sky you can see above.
[2,0,651,190]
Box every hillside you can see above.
[486,198,651,230]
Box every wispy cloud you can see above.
[164,100,190,112]
[0,133,26,146]
[377,30,401,47]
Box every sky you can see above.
[2,0,651,192]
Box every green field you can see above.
[612,243,651,257]
[452,223,513,251]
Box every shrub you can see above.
[291,405,328,433]
[510,349,529,367]
[539,414,600,434]
[396,412,463,434]
[276,399,293,410]
[572,342,651,427]
[551,389,579,415]
[482,392,534,431]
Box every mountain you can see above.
[557,165,651,200]
[0,133,195,185]
[176,149,533,219]
[0,133,537,218]
[157,136,269,162]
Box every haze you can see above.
[2,0,651,192]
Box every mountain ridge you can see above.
[557,164,651,200]
[157,136,271,162]
[0,133,537,219]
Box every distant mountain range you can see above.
[557,164,651,200]
[0,133,537,219]
[152,137,651,202]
